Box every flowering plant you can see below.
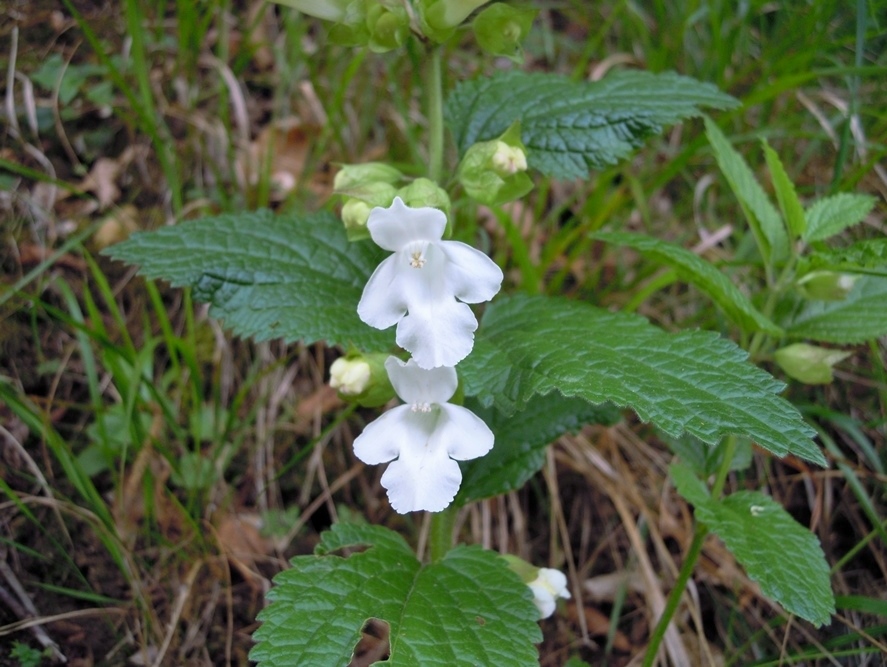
[100,1,887,663]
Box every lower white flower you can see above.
[528,568,571,619]
[352,356,494,513]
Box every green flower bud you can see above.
[338,182,398,241]
[272,0,350,21]
[774,343,851,385]
[329,352,395,407]
[457,121,532,206]
[365,3,409,53]
[334,162,402,192]
[396,177,451,213]
[472,3,537,63]
[500,554,539,584]
[796,270,858,301]
[419,0,492,42]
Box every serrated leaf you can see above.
[704,118,789,265]
[594,231,781,335]
[460,294,824,465]
[692,490,835,627]
[446,70,738,180]
[762,140,806,240]
[799,239,887,279]
[803,193,876,243]
[669,460,711,507]
[251,523,541,667]
[785,275,887,343]
[104,210,393,350]
[457,394,620,505]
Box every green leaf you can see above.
[704,118,789,265]
[785,275,887,344]
[762,140,806,240]
[460,294,823,465]
[594,231,781,335]
[104,210,392,350]
[457,394,620,504]
[666,434,752,477]
[446,70,738,180]
[692,490,835,627]
[669,460,711,507]
[251,523,541,667]
[803,193,877,243]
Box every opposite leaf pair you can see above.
[350,198,502,512]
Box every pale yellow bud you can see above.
[491,141,527,176]
[329,358,372,395]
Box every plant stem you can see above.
[643,436,737,666]
[429,506,457,562]
[427,47,444,184]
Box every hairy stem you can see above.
[643,436,737,666]
[427,47,444,184]
[429,506,457,562]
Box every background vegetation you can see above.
[1,0,885,664]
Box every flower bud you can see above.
[396,177,451,214]
[338,183,398,241]
[272,0,349,21]
[502,555,570,619]
[774,343,851,385]
[472,3,537,63]
[329,353,395,407]
[334,162,402,192]
[365,3,409,53]
[457,122,532,206]
[419,0,492,42]
[491,140,527,176]
[796,270,858,301]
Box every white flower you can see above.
[352,356,494,513]
[329,357,372,395]
[357,197,503,369]
[528,568,571,619]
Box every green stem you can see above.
[427,47,444,184]
[429,505,457,562]
[643,436,737,665]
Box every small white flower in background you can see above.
[528,567,571,619]
[329,357,371,395]
[357,197,503,369]
[352,356,494,513]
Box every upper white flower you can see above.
[528,567,571,619]
[357,197,503,369]
[352,356,494,513]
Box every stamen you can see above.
[411,402,432,413]
[410,250,426,269]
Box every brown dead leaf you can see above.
[216,513,273,584]
[237,118,320,200]
[93,204,139,249]
[80,157,122,208]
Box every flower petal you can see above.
[380,432,463,513]
[436,404,494,461]
[440,241,504,304]
[367,197,446,251]
[357,256,408,330]
[352,405,414,465]
[384,356,457,405]
[395,299,478,369]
